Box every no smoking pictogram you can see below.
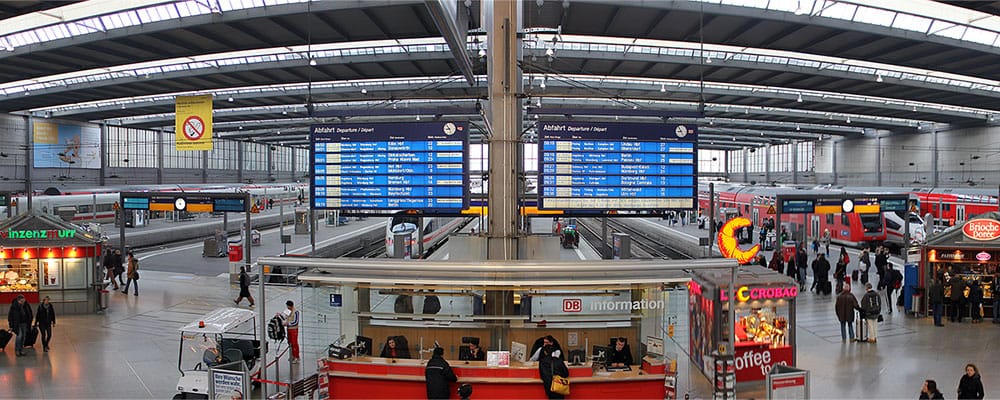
[182,116,206,141]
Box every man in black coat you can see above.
[35,296,56,352]
[874,246,888,287]
[928,278,945,327]
[811,253,832,294]
[7,294,33,356]
[424,347,457,399]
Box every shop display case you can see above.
[0,260,39,296]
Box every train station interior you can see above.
[2,1,1000,399]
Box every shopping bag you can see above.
[550,375,570,396]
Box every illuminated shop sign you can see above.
[962,219,1000,241]
[718,217,760,264]
[722,285,798,302]
[977,251,991,261]
[0,229,77,239]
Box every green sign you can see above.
[0,229,76,239]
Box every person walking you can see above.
[920,379,944,400]
[884,264,899,314]
[102,249,119,290]
[950,275,967,323]
[957,363,984,399]
[835,283,861,342]
[538,344,569,399]
[860,283,881,343]
[7,294,33,356]
[859,247,871,284]
[968,281,983,323]
[233,266,255,307]
[34,296,55,352]
[121,251,139,296]
[875,246,888,286]
[834,246,849,294]
[821,228,831,256]
[112,249,126,287]
[424,347,457,399]
[812,253,832,295]
[929,277,945,327]
[796,244,809,289]
[282,300,301,362]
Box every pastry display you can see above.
[0,264,37,293]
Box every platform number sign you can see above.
[563,298,583,312]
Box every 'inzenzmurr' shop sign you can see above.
[0,229,77,239]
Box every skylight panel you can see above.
[853,6,895,26]
[962,27,997,46]
[931,21,965,40]
[889,13,931,33]
[819,2,858,20]
[724,0,768,9]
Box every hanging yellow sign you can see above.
[175,94,213,151]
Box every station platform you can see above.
[2,217,996,399]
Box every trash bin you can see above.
[911,288,926,316]
[99,289,109,310]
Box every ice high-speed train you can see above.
[385,212,471,258]
[3,183,308,224]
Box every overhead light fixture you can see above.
[282,110,288,115]
[796,93,803,102]
[478,48,486,57]
[392,103,397,110]
[416,115,421,121]
[796,124,800,131]
[794,0,803,15]
[846,116,851,123]
[536,99,542,107]
[238,126,243,130]
[227,97,234,102]
[309,58,317,67]
[660,84,666,93]
[705,56,712,64]
[540,78,547,89]
[876,74,883,83]
[545,47,554,56]
[120,104,126,109]
[360,88,368,94]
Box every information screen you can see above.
[538,122,697,211]
[311,122,469,211]
[122,197,149,210]
[779,199,815,214]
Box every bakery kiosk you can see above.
[921,212,1000,317]
[259,257,738,399]
[0,211,104,313]
[688,266,798,384]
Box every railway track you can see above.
[577,217,694,259]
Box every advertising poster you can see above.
[208,363,247,400]
[175,94,214,151]
[33,121,101,169]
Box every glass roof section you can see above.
[0,0,310,52]
[692,0,1000,47]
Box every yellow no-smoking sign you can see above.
[175,94,213,151]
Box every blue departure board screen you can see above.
[538,122,698,211]
[310,122,469,211]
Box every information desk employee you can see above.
[606,337,633,368]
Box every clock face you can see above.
[174,198,187,211]
[443,122,456,135]
[675,125,688,138]
[842,199,854,213]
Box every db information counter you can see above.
[258,257,739,399]
[688,266,798,384]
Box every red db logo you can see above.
[563,299,582,312]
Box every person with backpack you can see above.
[424,347,457,399]
[281,300,301,362]
[860,283,882,343]
[121,251,139,296]
[538,344,569,399]
[7,294,32,357]
[812,253,832,295]
[112,249,126,288]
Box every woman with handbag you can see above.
[121,251,139,296]
[538,345,570,399]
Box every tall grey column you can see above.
[156,130,165,184]
[932,129,939,186]
[25,116,33,210]
[291,146,297,181]
[99,123,107,186]
[484,0,521,261]
[202,151,209,183]
[237,141,245,183]
[742,148,749,183]
[764,144,771,183]
[876,134,882,186]
[791,141,798,184]
[832,141,838,185]
[266,145,274,181]
[724,150,730,181]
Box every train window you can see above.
[841,214,850,227]
[826,214,834,225]
[885,218,901,231]
[98,204,114,212]
[944,204,951,211]
[78,205,91,214]
[423,220,436,235]
[859,214,882,233]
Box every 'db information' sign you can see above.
[175,94,214,151]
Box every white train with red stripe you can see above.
[385,212,470,258]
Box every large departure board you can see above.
[538,122,697,211]
[311,122,469,211]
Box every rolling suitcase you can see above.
[0,329,11,350]
[821,280,832,295]
[22,326,39,347]
[851,270,859,283]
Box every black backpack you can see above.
[394,294,414,313]
[423,295,442,314]
[267,316,285,341]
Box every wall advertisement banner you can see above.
[32,121,101,169]
[175,94,213,151]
